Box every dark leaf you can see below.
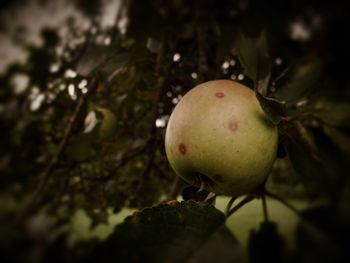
[307,94,350,133]
[76,45,129,80]
[64,124,101,162]
[248,221,285,263]
[275,59,324,104]
[256,92,286,125]
[237,31,272,92]
[295,206,349,263]
[322,125,350,156]
[88,201,242,263]
[97,52,130,82]
[189,225,242,263]
[75,44,111,76]
[281,121,345,197]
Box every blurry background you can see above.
[0,0,349,262]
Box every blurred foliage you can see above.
[0,0,349,262]
[248,221,285,263]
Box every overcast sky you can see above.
[0,0,121,73]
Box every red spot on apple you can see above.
[229,122,238,132]
[215,92,225,98]
[214,174,224,183]
[179,143,186,154]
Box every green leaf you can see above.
[237,31,272,92]
[88,201,242,263]
[275,59,324,103]
[256,92,286,125]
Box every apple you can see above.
[84,107,117,140]
[165,80,278,196]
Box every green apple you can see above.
[165,80,278,196]
[84,107,117,140]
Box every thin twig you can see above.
[50,162,76,212]
[261,193,269,222]
[134,149,155,194]
[226,195,255,218]
[225,196,237,216]
[265,191,301,216]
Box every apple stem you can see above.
[197,174,208,192]
[198,180,206,192]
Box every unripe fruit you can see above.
[165,80,278,196]
[84,107,117,140]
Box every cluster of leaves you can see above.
[0,0,349,262]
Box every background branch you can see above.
[50,28,93,80]
[21,79,98,217]
[163,176,186,202]
[92,145,148,181]
[195,0,209,82]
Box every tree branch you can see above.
[110,0,127,43]
[195,0,209,82]
[153,163,172,182]
[163,176,186,202]
[92,145,148,181]
[50,162,76,212]
[130,38,170,204]
[50,28,92,80]
[24,79,98,210]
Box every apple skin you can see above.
[165,80,278,196]
[84,107,117,140]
